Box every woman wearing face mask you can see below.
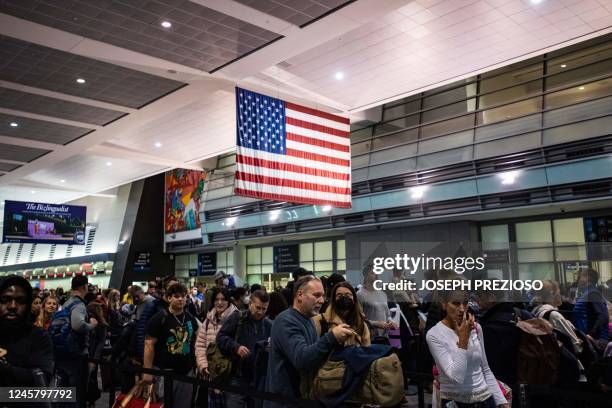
[313,282,370,346]
[194,287,237,407]
[426,285,508,408]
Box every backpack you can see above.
[49,299,85,358]
[206,310,248,383]
[515,317,560,385]
[308,351,404,407]
[310,316,404,406]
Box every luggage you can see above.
[311,352,404,407]
[206,310,248,383]
[113,382,162,408]
[515,318,560,385]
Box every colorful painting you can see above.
[164,169,207,234]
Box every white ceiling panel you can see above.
[23,154,166,194]
[277,0,612,110]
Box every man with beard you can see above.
[264,276,353,408]
[0,275,53,387]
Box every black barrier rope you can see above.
[108,363,321,408]
[100,360,612,408]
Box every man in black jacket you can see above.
[217,290,272,408]
[0,275,53,386]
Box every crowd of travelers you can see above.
[0,265,611,408]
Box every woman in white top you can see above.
[426,288,508,408]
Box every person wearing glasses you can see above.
[313,282,370,346]
[0,275,53,387]
[143,283,199,408]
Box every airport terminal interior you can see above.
[0,0,611,407]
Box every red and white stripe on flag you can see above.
[234,88,351,209]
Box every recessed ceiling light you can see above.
[9,122,18,127]
[161,21,172,28]
[30,190,36,194]
[60,179,66,183]
[106,161,112,166]
[154,142,162,148]
[530,0,543,4]
[76,78,86,84]
[335,71,344,80]
[560,64,567,68]
[579,86,585,90]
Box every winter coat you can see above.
[194,303,237,371]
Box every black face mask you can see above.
[335,296,354,311]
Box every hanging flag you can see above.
[234,88,352,209]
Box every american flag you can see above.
[234,88,351,208]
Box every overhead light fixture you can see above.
[154,142,162,148]
[499,170,520,185]
[321,205,333,213]
[106,161,112,166]
[60,179,66,183]
[578,86,585,90]
[30,190,36,194]
[269,210,281,221]
[9,122,18,127]
[560,64,567,68]
[224,217,237,227]
[410,185,428,199]
[530,0,543,4]
[335,71,344,80]
[161,21,172,28]
[76,78,86,84]
[118,240,126,245]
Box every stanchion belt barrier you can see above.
[525,384,612,407]
[108,363,321,408]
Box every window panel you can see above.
[247,248,260,265]
[337,240,346,259]
[300,261,314,271]
[300,243,313,261]
[416,146,472,169]
[227,251,234,267]
[422,99,476,123]
[336,260,346,272]
[262,264,273,274]
[314,261,333,272]
[543,115,612,145]
[481,225,509,250]
[371,129,418,151]
[555,246,587,261]
[420,114,475,139]
[217,251,227,267]
[516,221,552,248]
[518,263,554,280]
[418,130,473,155]
[481,63,543,92]
[247,265,260,275]
[370,142,418,164]
[262,246,273,263]
[247,275,262,285]
[383,100,420,121]
[547,42,612,75]
[375,114,419,135]
[479,81,541,109]
[368,158,417,178]
[553,218,586,244]
[547,59,612,90]
[351,140,370,156]
[545,78,612,109]
[217,155,236,167]
[314,241,333,260]
[423,83,477,109]
[474,132,541,159]
[518,248,554,262]
[477,97,541,125]
[475,115,541,142]
[351,127,373,142]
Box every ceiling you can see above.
[0,0,610,214]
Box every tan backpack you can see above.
[309,352,404,407]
